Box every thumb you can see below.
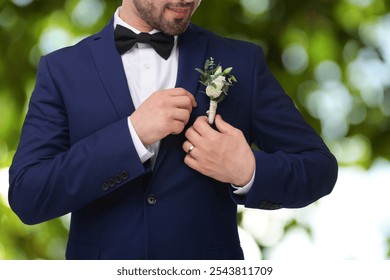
[214,114,234,134]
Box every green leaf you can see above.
[223,67,233,74]
[195,68,205,75]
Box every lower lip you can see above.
[167,7,191,18]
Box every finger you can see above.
[182,140,193,153]
[184,126,202,146]
[188,93,197,108]
[184,152,200,168]
[171,88,197,108]
[192,116,217,136]
[172,108,191,123]
[182,140,190,153]
[173,96,195,112]
[214,114,235,134]
[170,120,186,135]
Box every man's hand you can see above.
[183,115,255,186]
[130,88,197,146]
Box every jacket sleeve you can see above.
[8,56,149,225]
[231,46,338,209]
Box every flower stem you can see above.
[207,100,218,125]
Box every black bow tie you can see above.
[114,25,174,60]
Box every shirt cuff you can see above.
[127,117,154,163]
[232,168,255,196]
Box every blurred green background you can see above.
[1,0,389,259]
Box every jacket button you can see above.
[146,194,157,205]
[115,175,122,184]
[108,178,116,188]
[101,182,109,191]
[121,171,129,180]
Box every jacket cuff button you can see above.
[121,171,129,180]
[115,175,122,184]
[101,182,109,191]
[108,178,116,188]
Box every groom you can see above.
[9,0,338,259]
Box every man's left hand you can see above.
[183,115,255,187]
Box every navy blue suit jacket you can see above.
[9,19,338,259]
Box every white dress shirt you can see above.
[114,8,254,194]
[114,9,178,168]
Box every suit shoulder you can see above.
[189,23,261,53]
[43,19,113,64]
[43,33,96,62]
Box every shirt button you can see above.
[146,194,157,205]
[144,63,151,69]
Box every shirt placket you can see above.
[138,44,158,103]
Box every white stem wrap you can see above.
[207,100,218,125]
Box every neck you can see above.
[119,2,153,33]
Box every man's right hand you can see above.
[130,88,197,146]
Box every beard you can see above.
[133,0,196,35]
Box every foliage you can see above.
[0,195,68,259]
[193,0,390,168]
[0,0,389,259]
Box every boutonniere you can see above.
[195,57,237,125]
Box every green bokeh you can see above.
[1,0,389,259]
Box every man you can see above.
[9,0,338,260]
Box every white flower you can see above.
[206,75,226,99]
[195,57,237,124]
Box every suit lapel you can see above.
[153,24,209,173]
[90,20,209,174]
[175,24,209,97]
[89,18,135,119]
